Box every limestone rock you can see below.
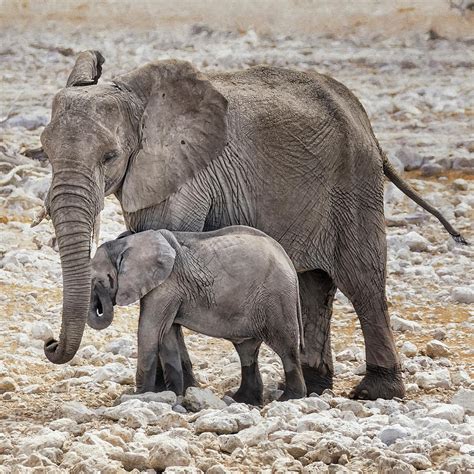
[182,387,227,412]
[148,435,191,471]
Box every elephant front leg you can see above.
[298,270,337,395]
[159,324,184,396]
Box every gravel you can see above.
[0,8,473,472]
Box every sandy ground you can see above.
[0,2,474,472]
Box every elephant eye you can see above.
[102,151,119,164]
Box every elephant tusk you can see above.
[30,205,49,228]
[91,212,101,255]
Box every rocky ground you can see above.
[1,18,473,473]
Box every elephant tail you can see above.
[382,153,469,245]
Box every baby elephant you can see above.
[89,226,306,404]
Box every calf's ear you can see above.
[115,231,176,306]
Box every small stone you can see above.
[121,390,177,405]
[62,401,95,423]
[272,458,304,473]
[404,231,429,252]
[219,434,244,453]
[451,286,474,304]
[395,147,424,171]
[93,363,134,385]
[104,338,135,357]
[29,321,54,341]
[173,404,188,414]
[400,341,417,357]
[148,435,191,471]
[452,388,474,415]
[0,377,17,394]
[378,425,409,446]
[428,403,464,424]
[426,340,450,358]
[378,455,416,473]
[416,368,451,389]
[420,163,443,177]
[49,418,81,435]
[206,465,227,474]
[439,454,474,473]
[452,178,468,191]
[391,315,421,332]
[182,387,227,412]
[19,429,68,455]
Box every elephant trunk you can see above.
[88,285,114,330]
[44,173,101,364]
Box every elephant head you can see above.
[88,231,176,330]
[41,50,227,363]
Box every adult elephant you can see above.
[39,50,466,400]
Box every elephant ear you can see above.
[120,60,228,213]
[66,50,105,87]
[115,231,176,306]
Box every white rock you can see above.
[104,338,135,357]
[439,454,474,473]
[93,363,134,385]
[102,399,166,428]
[19,429,68,455]
[62,401,95,423]
[378,455,416,473]
[76,345,99,359]
[121,390,177,405]
[29,321,54,341]
[400,341,417,357]
[426,340,450,358]
[219,434,244,453]
[416,368,451,389]
[182,387,226,412]
[451,286,474,304]
[404,231,429,252]
[0,377,17,393]
[309,439,350,464]
[49,418,81,435]
[452,388,474,415]
[391,315,421,332]
[195,412,238,435]
[378,425,410,446]
[428,403,464,424]
[148,435,191,471]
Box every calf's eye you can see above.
[102,151,119,164]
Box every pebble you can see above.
[93,362,134,385]
[452,388,474,415]
[415,368,452,389]
[404,231,430,252]
[121,390,177,405]
[182,387,227,412]
[378,425,410,446]
[148,435,192,471]
[0,377,17,393]
[425,340,451,358]
[391,315,421,332]
[428,403,464,424]
[62,401,95,423]
[451,286,474,304]
[400,341,418,357]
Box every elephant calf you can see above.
[89,226,306,404]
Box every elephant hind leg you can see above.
[332,241,405,400]
[232,339,263,406]
[298,270,337,395]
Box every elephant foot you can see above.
[350,364,405,400]
[232,387,263,406]
[301,363,333,395]
[183,370,198,391]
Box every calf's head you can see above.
[88,231,176,330]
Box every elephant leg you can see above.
[154,324,196,392]
[158,324,184,396]
[232,339,263,406]
[136,309,160,393]
[298,270,337,395]
[332,237,405,400]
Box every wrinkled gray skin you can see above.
[89,226,306,404]
[40,50,467,400]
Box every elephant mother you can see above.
[40,50,465,400]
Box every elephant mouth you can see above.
[88,285,114,330]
